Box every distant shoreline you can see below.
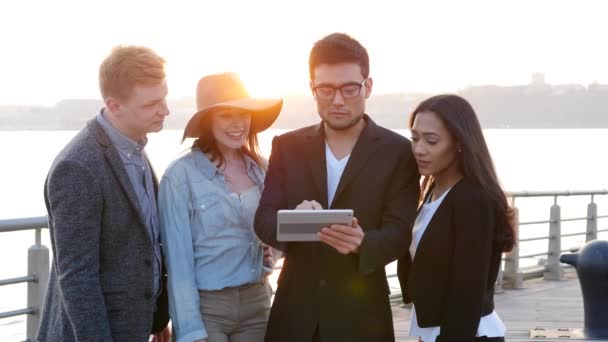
[2,83,608,129]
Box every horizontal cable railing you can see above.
[0,216,49,342]
[501,190,608,288]
[2,189,607,338]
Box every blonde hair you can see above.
[99,45,165,101]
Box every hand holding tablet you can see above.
[318,216,364,255]
[277,200,365,254]
[277,209,354,242]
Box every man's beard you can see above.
[323,112,364,131]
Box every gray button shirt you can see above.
[96,111,161,297]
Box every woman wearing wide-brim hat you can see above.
[158,72,283,342]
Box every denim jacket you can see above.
[158,148,267,342]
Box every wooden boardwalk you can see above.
[391,269,607,341]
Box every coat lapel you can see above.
[410,182,460,271]
[88,119,148,228]
[331,116,381,208]
[305,124,329,209]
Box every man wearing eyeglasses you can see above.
[254,33,419,342]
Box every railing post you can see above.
[586,196,598,242]
[503,206,523,289]
[27,228,49,341]
[544,198,563,280]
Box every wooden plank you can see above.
[392,269,606,341]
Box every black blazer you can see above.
[397,179,503,342]
[254,116,419,342]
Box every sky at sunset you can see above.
[1,0,607,105]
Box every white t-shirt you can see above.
[409,188,506,342]
[325,143,350,206]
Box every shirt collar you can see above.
[96,109,147,160]
[242,154,258,173]
[192,148,261,181]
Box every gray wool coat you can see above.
[37,118,169,342]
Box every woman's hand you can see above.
[148,326,171,342]
[262,244,274,275]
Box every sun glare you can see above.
[239,67,308,98]
[1,1,607,106]
[240,71,284,99]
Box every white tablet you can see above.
[277,209,354,241]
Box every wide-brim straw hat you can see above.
[182,72,283,141]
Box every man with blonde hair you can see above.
[38,45,171,341]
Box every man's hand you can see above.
[149,325,171,342]
[318,217,364,254]
[295,200,323,210]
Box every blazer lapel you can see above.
[331,116,380,208]
[410,184,458,269]
[306,124,329,209]
[88,119,148,228]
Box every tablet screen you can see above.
[277,209,353,241]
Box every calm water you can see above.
[1,128,607,340]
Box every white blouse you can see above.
[408,188,506,342]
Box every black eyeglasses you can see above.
[312,79,367,100]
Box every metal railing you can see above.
[0,216,49,342]
[2,189,607,338]
[501,190,608,289]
